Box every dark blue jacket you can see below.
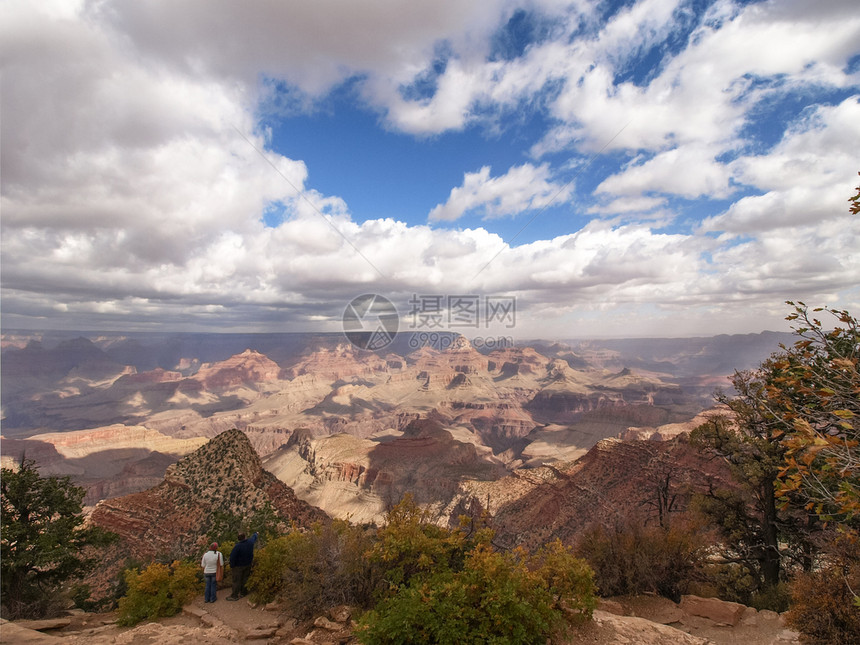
[229,532,258,567]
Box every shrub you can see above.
[117,560,200,626]
[247,520,379,618]
[700,560,760,606]
[532,538,598,617]
[786,530,860,644]
[357,541,595,645]
[367,494,472,591]
[749,582,790,613]
[359,496,594,644]
[575,515,709,602]
[69,582,114,613]
[787,567,860,644]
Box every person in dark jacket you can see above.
[226,531,258,600]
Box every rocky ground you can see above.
[1,593,801,645]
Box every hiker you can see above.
[201,542,224,603]
[226,531,258,600]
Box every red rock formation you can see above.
[86,429,327,594]
[265,419,508,523]
[191,350,281,390]
[487,346,549,376]
[463,435,734,550]
[282,344,393,381]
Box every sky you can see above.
[1,0,859,340]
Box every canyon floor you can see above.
[1,593,800,645]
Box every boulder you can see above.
[590,611,712,644]
[758,609,780,622]
[680,594,746,626]
[0,622,62,643]
[182,606,207,619]
[741,606,759,626]
[637,596,685,625]
[246,626,277,640]
[313,616,341,631]
[12,618,71,632]
[328,605,352,623]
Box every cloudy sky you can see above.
[2,0,859,340]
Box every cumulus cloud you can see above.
[2,0,859,338]
[702,97,860,234]
[587,195,666,215]
[428,163,571,221]
[596,145,733,199]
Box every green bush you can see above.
[245,534,295,602]
[700,560,761,606]
[358,496,594,644]
[367,494,472,591]
[532,538,598,617]
[117,560,200,626]
[357,540,595,645]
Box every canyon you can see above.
[1,329,786,523]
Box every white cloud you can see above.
[596,144,733,199]
[2,0,859,339]
[587,195,666,215]
[428,163,572,222]
[702,97,860,234]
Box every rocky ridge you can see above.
[460,434,735,550]
[86,429,327,592]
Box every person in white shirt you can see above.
[201,542,224,603]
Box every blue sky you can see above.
[1,0,859,339]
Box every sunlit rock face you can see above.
[264,418,508,524]
[2,330,781,519]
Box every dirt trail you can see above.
[1,592,802,645]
